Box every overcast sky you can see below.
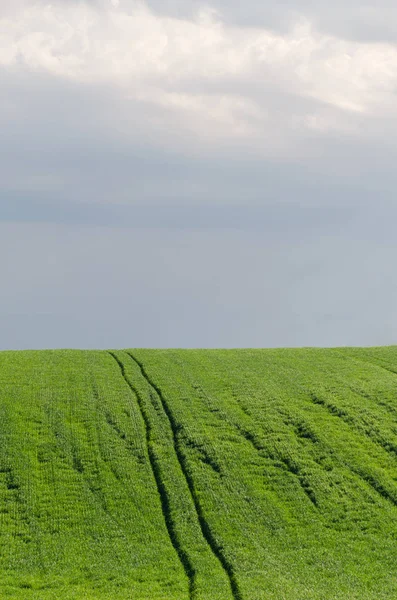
[1,0,397,349]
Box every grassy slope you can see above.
[1,348,397,598]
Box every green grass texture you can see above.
[1,347,397,599]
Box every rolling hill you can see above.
[1,347,397,599]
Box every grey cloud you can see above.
[144,0,397,42]
[1,70,396,211]
[0,194,357,238]
[1,214,396,350]
[25,0,397,43]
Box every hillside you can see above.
[1,348,397,599]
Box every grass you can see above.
[1,347,397,598]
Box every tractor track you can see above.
[108,352,197,600]
[127,351,242,600]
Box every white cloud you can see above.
[0,1,397,148]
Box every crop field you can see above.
[1,348,397,599]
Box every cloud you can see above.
[0,70,394,219]
[1,0,397,152]
[144,0,397,43]
[0,1,397,349]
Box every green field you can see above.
[1,348,397,599]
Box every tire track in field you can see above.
[307,389,397,465]
[275,378,397,508]
[169,355,318,509]
[330,351,397,418]
[259,363,397,508]
[127,352,243,600]
[108,352,196,600]
[334,351,397,379]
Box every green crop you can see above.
[1,347,397,599]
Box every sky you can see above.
[1,0,397,349]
